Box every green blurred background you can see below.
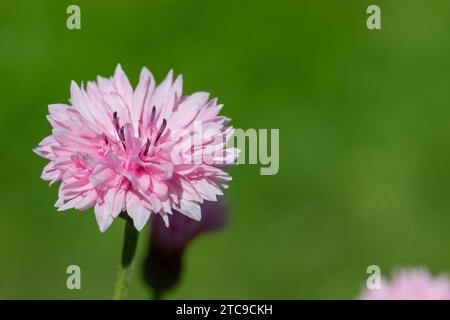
[1,0,450,299]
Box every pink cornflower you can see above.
[359,268,450,300]
[34,65,238,232]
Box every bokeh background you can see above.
[1,0,450,299]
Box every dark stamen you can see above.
[113,112,120,131]
[119,126,125,142]
[154,119,167,145]
[103,134,109,145]
[119,126,126,150]
[150,106,156,122]
[143,138,151,156]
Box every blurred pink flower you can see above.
[143,197,228,297]
[359,268,450,300]
[34,64,238,232]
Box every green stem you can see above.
[153,290,163,300]
[113,217,139,300]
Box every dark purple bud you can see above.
[142,197,228,299]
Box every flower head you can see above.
[359,268,450,300]
[34,65,238,232]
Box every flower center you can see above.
[110,109,168,158]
